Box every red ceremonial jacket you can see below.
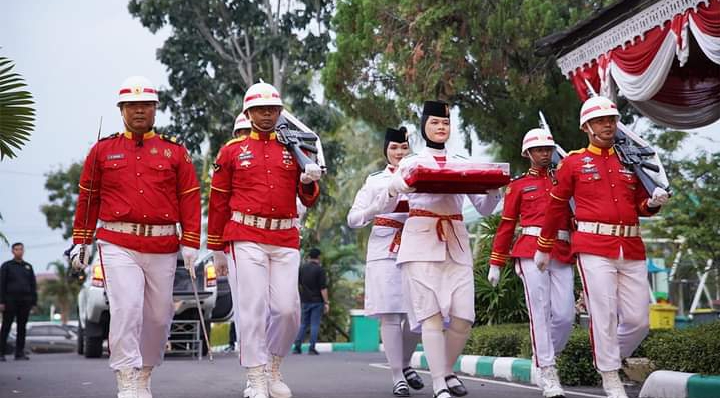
[538,144,659,260]
[72,131,201,253]
[207,131,320,250]
[490,167,573,266]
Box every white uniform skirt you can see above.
[401,258,475,329]
[364,258,409,317]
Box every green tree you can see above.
[0,56,35,160]
[41,162,83,239]
[128,0,335,155]
[323,0,613,170]
[41,261,83,324]
[0,213,8,246]
[647,130,720,274]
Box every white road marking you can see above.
[369,363,606,398]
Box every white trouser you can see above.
[577,252,650,372]
[516,258,575,367]
[229,241,301,367]
[97,240,177,370]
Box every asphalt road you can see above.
[0,351,633,398]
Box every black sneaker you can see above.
[308,347,320,355]
[292,345,302,354]
[0,356,5,362]
[14,355,29,361]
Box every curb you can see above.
[639,371,720,398]
[212,342,355,354]
[410,352,538,385]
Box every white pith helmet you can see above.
[579,96,619,127]
[242,82,283,114]
[234,113,251,131]
[117,76,159,107]
[521,128,555,157]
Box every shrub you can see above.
[464,323,531,358]
[643,321,720,375]
[556,328,600,386]
[471,216,529,325]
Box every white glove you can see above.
[534,250,551,272]
[70,244,91,271]
[212,251,229,277]
[300,163,322,184]
[181,246,199,279]
[647,187,669,208]
[388,171,415,197]
[487,265,501,287]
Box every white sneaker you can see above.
[600,370,628,398]
[539,366,565,397]
[115,368,140,398]
[244,365,269,398]
[137,366,153,398]
[267,355,292,398]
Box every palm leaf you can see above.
[0,56,35,160]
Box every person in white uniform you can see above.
[378,101,502,398]
[347,126,425,397]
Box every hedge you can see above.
[464,323,532,358]
[464,321,720,386]
[643,321,720,375]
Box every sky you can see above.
[0,0,170,271]
[1,0,719,271]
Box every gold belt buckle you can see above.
[138,224,146,236]
[618,225,625,236]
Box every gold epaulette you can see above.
[225,135,249,147]
[159,134,182,145]
[566,148,587,156]
[99,132,120,142]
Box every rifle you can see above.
[539,111,575,212]
[275,111,325,173]
[582,80,671,196]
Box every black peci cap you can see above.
[422,100,450,118]
[385,126,408,143]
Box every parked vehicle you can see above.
[4,322,77,354]
[76,252,233,358]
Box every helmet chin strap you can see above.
[528,151,549,169]
[587,123,614,146]
[120,107,153,147]
[250,120,274,133]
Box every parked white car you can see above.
[76,252,229,358]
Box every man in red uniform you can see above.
[534,96,669,398]
[70,76,201,398]
[207,82,321,398]
[488,128,574,398]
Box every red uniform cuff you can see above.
[489,251,510,266]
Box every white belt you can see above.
[231,211,294,230]
[101,222,177,237]
[576,221,641,237]
[521,226,570,242]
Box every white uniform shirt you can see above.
[381,147,502,266]
[347,165,408,262]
